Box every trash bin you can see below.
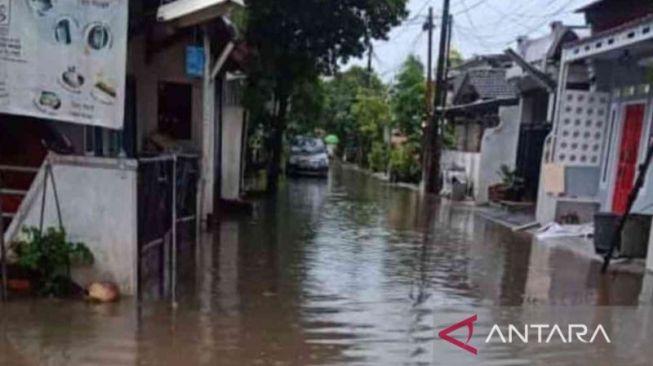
[594,212,619,255]
[621,214,651,258]
[451,177,467,201]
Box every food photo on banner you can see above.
[0,0,128,129]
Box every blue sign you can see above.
[186,46,205,78]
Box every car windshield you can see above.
[291,137,326,154]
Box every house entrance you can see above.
[613,104,645,214]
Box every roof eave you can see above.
[157,0,245,28]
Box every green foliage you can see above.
[389,142,422,183]
[244,0,408,189]
[391,55,426,138]
[352,87,391,142]
[13,227,94,297]
[449,49,464,69]
[287,77,326,135]
[497,165,525,189]
[321,67,386,157]
[442,123,456,149]
[368,142,389,173]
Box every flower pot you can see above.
[489,184,508,202]
[7,279,32,293]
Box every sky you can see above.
[348,0,597,81]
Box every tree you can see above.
[287,78,326,136]
[449,49,464,69]
[245,0,408,191]
[352,87,391,167]
[322,66,385,160]
[391,55,426,139]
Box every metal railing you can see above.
[137,153,200,306]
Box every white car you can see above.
[287,137,330,177]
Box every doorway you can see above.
[612,104,645,214]
[158,82,192,140]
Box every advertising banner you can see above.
[0,0,128,129]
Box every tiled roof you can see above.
[463,69,517,101]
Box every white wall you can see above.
[8,155,138,295]
[440,150,480,196]
[476,106,521,203]
[221,105,245,200]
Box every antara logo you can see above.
[438,314,612,356]
[438,315,479,355]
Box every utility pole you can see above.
[367,42,373,87]
[423,0,450,194]
[424,7,434,118]
[441,14,453,114]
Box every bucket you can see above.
[594,212,619,255]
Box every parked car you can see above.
[287,137,330,177]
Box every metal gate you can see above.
[515,123,551,202]
[137,154,199,302]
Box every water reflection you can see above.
[0,164,652,365]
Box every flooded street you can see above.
[2,165,653,365]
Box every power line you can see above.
[451,0,587,54]
[380,31,426,77]
[459,0,476,29]
[452,0,488,16]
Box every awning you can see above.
[157,0,245,27]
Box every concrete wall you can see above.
[8,155,138,294]
[221,105,245,200]
[440,150,480,197]
[476,106,521,203]
[536,135,557,224]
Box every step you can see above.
[0,189,27,196]
[0,170,37,192]
[0,165,40,173]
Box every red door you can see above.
[612,104,645,214]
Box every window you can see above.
[158,82,192,140]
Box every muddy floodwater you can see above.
[2,165,653,365]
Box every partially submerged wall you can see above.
[477,106,521,203]
[8,155,138,295]
[440,150,480,197]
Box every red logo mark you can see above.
[438,314,478,355]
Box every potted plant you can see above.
[489,165,525,202]
[12,226,94,297]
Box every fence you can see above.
[137,154,200,304]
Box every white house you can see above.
[536,0,653,272]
